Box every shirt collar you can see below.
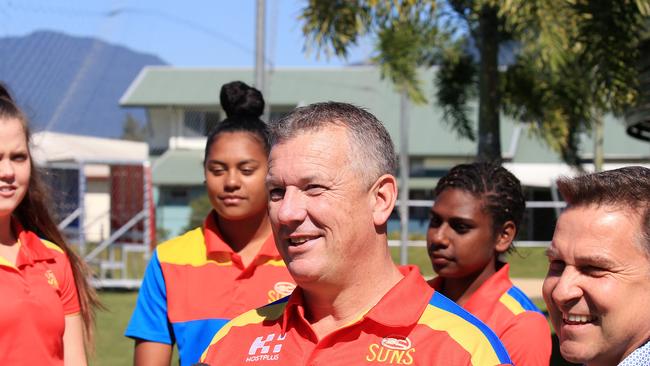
[203,211,280,258]
[12,219,56,266]
[281,265,434,332]
[430,263,513,312]
[619,340,650,366]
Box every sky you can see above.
[1,0,373,67]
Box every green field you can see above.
[91,246,576,365]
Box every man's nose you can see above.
[551,266,583,308]
[275,187,307,225]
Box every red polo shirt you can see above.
[0,220,80,365]
[200,265,512,365]
[429,263,551,366]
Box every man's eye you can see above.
[428,216,441,228]
[547,260,565,275]
[305,184,325,195]
[269,188,285,201]
[582,265,608,277]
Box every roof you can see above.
[151,149,204,185]
[31,131,149,165]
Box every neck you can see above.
[0,215,16,246]
[215,210,272,253]
[439,259,500,307]
[302,252,403,339]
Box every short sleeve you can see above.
[499,311,552,366]
[124,250,174,344]
[59,252,81,315]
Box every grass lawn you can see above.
[92,291,178,365]
[92,291,136,365]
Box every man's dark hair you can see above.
[434,162,526,250]
[556,166,650,253]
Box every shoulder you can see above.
[223,296,288,331]
[40,239,65,255]
[200,297,289,361]
[156,227,206,264]
[419,291,512,365]
[498,286,543,316]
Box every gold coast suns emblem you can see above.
[366,335,415,365]
[44,270,59,289]
[267,282,296,302]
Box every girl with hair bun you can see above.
[126,81,294,366]
[426,162,551,365]
[0,83,100,365]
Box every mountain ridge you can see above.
[0,30,167,138]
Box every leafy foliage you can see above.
[121,113,146,142]
[300,0,650,164]
[183,194,212,232]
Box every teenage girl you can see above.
[0,83,99,365]
[427,162,551,365]
[126,81,294,366]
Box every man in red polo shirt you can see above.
[199,102,512,365]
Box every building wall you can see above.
[84,179,111,242]
[148,107,178,153]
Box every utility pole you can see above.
[593,110,604,172]
[255,0,269,121]
[399,91,410,265]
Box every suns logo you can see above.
[44,270,59,289]
[365,335,415,365]
[267,282,296,302]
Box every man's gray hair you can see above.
[556,166,650,255]
[270,102,397,187]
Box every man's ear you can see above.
[495,220,517,253]
[370,174,398,226]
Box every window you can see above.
[183,110,221,136]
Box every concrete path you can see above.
[511,278,545,300]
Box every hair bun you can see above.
[0,82,14,102]
[219,81,264,118]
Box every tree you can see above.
[183,194,212,233]
[300,0,650,164]
[121,113,147,142]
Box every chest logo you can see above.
[44,270,59,290]
[246,333,286,362]
[267,281,296,302]
[366,335,415,365]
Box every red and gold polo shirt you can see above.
[0,220,80,365]
[429,263,551,366]
[126,212,295,366]
[200,265,512,365]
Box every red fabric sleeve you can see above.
[58,253,81,315]
[500,311,552,366]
